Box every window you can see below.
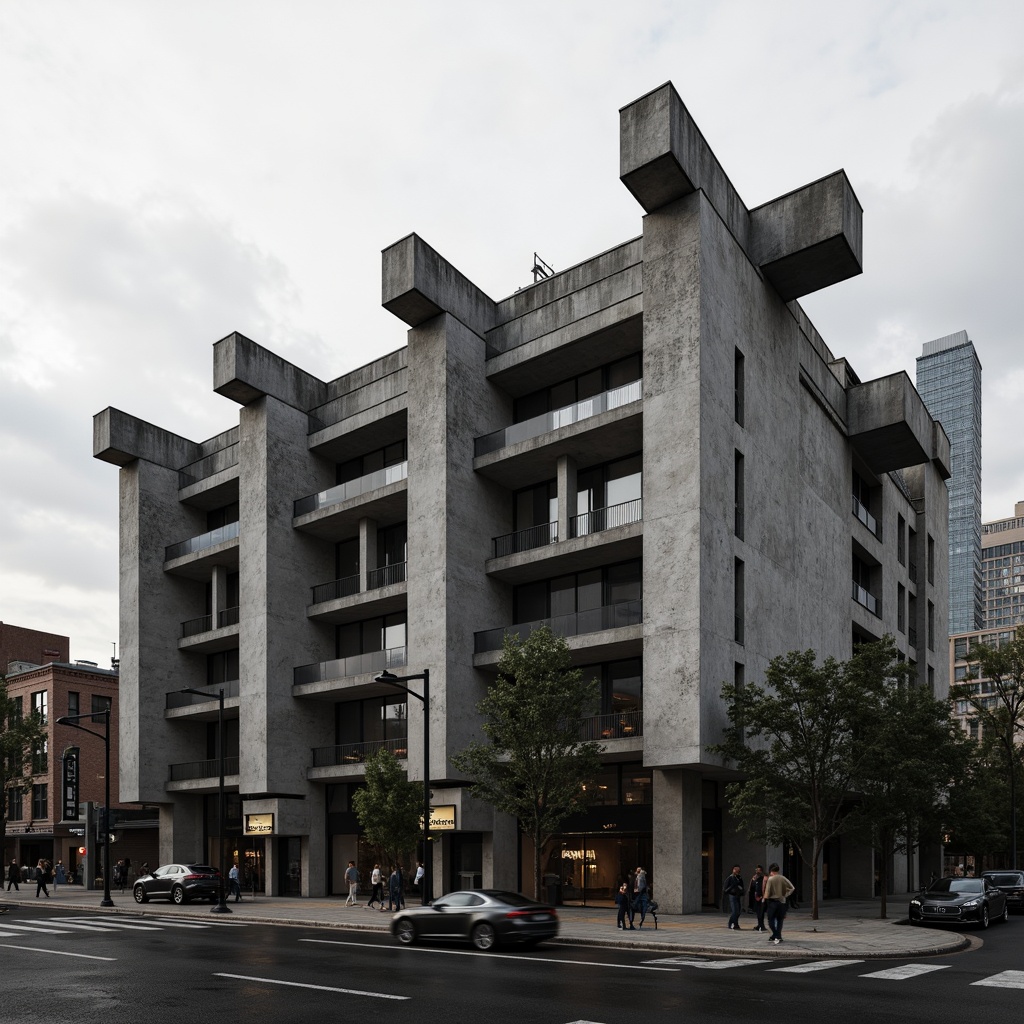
[734,450,745,540]
[32,739,48,775]
[897,583,906,633]
[575,454,642,535]
[513,355,641,424]
[512,560,642,623]
[30,690,48,722]
[32,783,48,820]
[928,534,935,585]
[734,558,745,645]
[897,515,906,566]
[207,501,240,531]
[207,649,240,685]
[927,600,935,652]
[7,787,22,821]
[514,480,557,532]
[67,691,80,718]
[734,348,745,426]
[336,613,408,659]
[335,695,408,747]
[91,694,112,723]
[337,440,407,486]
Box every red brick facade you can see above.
[1,622,70,673]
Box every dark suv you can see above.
[981,870,1024,913]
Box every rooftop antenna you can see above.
[532,252,554,284]
[111,641,119,670]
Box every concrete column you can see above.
[484,811,520,890]
[557,454,577,542]
[304,787,327,896]
[653,768,703,913]
[211,565,228,620]
[359,516,378,592]
[165,797,205,865]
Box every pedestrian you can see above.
[615,881,635,930]
[368,864,383,909]
[723,864,744,929]
[344,860,359,906]
[414,860,424,893]
[747,864,766,932]
[113,859,125,893]
[632,866,650,927]
[124,857,132,885]
[6,859,19,892]
[763,862,796,945]
[388,864,402,911]
[35,859,51,898]
[55,860,67,893]
[229,861,241,902]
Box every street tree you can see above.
[351,746,424,873]
[711,640,901,919]
[951,633,1024,869]
[1,672,48,869]
[451,626,603,900]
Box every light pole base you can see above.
[211,903,233,914]
[100,898,114,908]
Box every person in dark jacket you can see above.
[723,864,744,929]
[6,860,19,892]
[35,859,51,898]
[615,881,635,930]
[747,864,767,932]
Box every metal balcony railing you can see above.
[181,614,212,638]
[474,379,642,457]
[168,756,239,782]
[178,443,240,488]
[311,736,408,768]
[578,709,642,741]
[570,498,642,538]
[293,647,407,686]
[165,521,239,561]
[294,462,408,516]
[218,606,240,628]
[166,679,241,709]
[852,581,881,617]
[492,523,558,558]
[474,599,642,654]
[852,495,880,538]
[366,561,407,590]
[311,574,361,604]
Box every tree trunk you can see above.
[811,840,821,920]
[878,845,888,920]
[533,833,543,901]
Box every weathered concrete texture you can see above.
[382,233,496,337]
[95,406,200,469]
[653,768,703,914]
[214,331,327,410]
[749,171,864,300]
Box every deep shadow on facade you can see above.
[92,83,950,910]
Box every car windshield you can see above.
[985,873,1023,886]
[484,891,538,907]
[931,878,983,893]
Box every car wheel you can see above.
[395,919,417,945]
[471,922,497,951]
[133,884,148,904]
[979,905,989,929]
[171,885,187,905]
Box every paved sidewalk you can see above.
[0,885,969,959]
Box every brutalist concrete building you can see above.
[93,83,951,910]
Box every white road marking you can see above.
[771,960,865,973]
[971,971,1024,989]
[0,943,117,961]
[301,938,680,971]
[0,923,75,934]
[643,957,769,969]
[213,973,408,999]
[860,964,951,980]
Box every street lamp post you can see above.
[180,687,231,914]
[374,668,430,905]
[55,709,113,908]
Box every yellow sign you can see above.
[245,813,274,835]
[421,805,456,831]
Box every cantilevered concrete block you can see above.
[93,406,200,469]
[382,233,496,338]
[847,372,933,475]
[749,171,863,300]
[213,331,327,410]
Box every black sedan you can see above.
[391,889,559,950]
[909,876,1009,928]
[133,864,221,905]
[982,870,1024,913]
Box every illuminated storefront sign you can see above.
[245,813,274,834]
[420,805,456,831]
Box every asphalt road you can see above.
[3,904,1023,1024]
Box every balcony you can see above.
[578,709,642,742]
[180,606,240,639]
[293,647,407,686]
[475,379,642,457]
[311,736,408,768]
[178,443,240,489]
[570,498,642,538]
[165,521,239,562]
[852,495,880,539]
[366,561,407,590]
[311,574,361,604]
[852,582,881,617]
[166,679,240,710]
[168,756,239,782]
[492,523,558,559]
[294,462,408,517]
[474,599,643,654]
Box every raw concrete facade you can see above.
[93,83,950,910]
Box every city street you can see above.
[2,902,1023,1024]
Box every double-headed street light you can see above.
[374,668,430,906]
[179,687,231,914]
[55,708,113,908]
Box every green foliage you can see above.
[451,626,603,899]
[351,746,424,869]
[1,672,48,849]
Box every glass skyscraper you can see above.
[916,331,983,634]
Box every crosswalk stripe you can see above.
[0,923,77,934]
[971,971,1024,990]
[771,960,865,973]
[860,964,950,981]
[643,958,769,969]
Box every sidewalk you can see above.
[0,885,969,958]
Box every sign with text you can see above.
[421,805,456,831]
[245,813,274,835]
[62,747,80,820]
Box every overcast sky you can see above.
[2,1,1022,665]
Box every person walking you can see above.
[747,864,767,932]
[368,864,383,909]
[229,861,241,902]
[35,859,51,898]
[388,865,402,911]
[724,864,745,929]
[632,866,650,927]
[344,860,359,906]
[6,860,20,892]
[54,860,67,894]
[763,862,796,945]
[615,881,635,930]
[413,860,425,895]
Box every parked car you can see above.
[391,889,559,950]
[981,870,1024,913]
[133,864,221,905]
[909,876,1009,929]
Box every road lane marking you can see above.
[771,960,865,973]
[0,923,75,934]
[0,943,117,961]
[213,973,408,999]
[860,964,950,980]
[300,938,680,971]
[644,957,768,969]
[971,971,1024,989]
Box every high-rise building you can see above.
[980,501,1024,628]
[916,332,983,634]
[92,82,951,911]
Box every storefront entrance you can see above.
[278,837,301,896]
[543,834,652,906]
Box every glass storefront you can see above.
[543,833,652,906]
